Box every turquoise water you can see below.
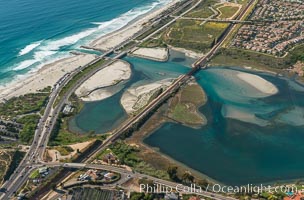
[71,51,304,185]
[0,0,173,84]
[69,55,190,133]
[145,67,304,185]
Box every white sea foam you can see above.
[11,0,171,73]
[13,59,37,71]
[18,40,42,56]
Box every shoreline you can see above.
[0,54,96,102]
[130,47,169,62]
[90,0,181,51]
[0,0,181,101]
[75,60,132,102]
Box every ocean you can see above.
[0,0,172,85]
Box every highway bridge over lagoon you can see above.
[0,0,256,199]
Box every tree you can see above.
[167,166,179,181]
[182,171,194,184]
[51,183,56,190]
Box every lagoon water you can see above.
[69,54,190,133]
[71,51,304,185]
[145,67,304,185]
[8,0,303,186]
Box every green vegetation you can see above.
[163,20,228,53]
[29,169,40,179]
[48,113,107,146]
[70,187,116,200]
[168,83,207,126]
[54,145,74,156]
[170,104,202,123]
[289,45,304,63]
[136,17,174,41]
[210,45,304,70]
[3,150,25,181]
[50,92,108,146]
[139,0,233,53]
[103,141,169,180]
[130,192,164,200]
[17,114,40,144]
[236,0,249,5]
[0,87,50,119]
[0,151,13,184]
[185,0,218,18]
[217,6,239,18]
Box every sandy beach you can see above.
[90,0,181,51]
[131,47,169,61]
[75,60,131,101]
[237,72,279,95]
[0,0,181,102]
[121,79,173,114]
[0,54,96,101]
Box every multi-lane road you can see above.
[0,0,255,199]
[37,162,237,200]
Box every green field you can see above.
[168,83,207,126]
[103,141,169,180]
[236,0,249,5]
[29,169,40,179]
[210,45,304,70]
[163,20,228,53]
[140,0,231,53]
[185,0,219,18]
[217,6,239,18]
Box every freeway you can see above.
[0,0,255,199]
[0,0,198,199]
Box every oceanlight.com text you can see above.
[140,183,299,195]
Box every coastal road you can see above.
[0,0,255,199]
[0,1,199,199]
[34,162,237,200]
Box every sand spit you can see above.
[169,46,205,59]
[0,54,96,101]
[75,60,131,102]
[121,79,173,114]
[237,72,279,95]
[222,105,269,127]
[131,47,169,61]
